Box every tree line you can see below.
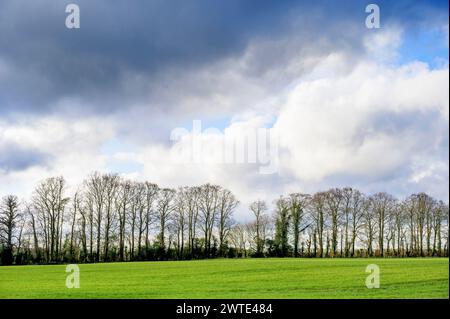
[0,172,448,265]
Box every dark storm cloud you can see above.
[0,0,447,116]
[0,143,49,172]
[0,0,299,115]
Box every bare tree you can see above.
[249,200,268,256]
[274,196,290,257]
[416,193,434,256]
[362,197,377,257]
[69,191,82,262]
[156,188,176,255]
[229,224,248,257]
[134,182,147,258]
[288,193,310,257]
[3,170,450,265]
[341,188,352,257]
[442,203,449,257]
[77,196,89,262]
[392,201,407,256]
[403,195,417,256]
[84,172,106,262]
[116,179,132,261]
[0,195,22,264]
[431,201,446,256]
[26,203,40,261]
[325,189,343,257]
[173,187,188,259]
[103,174,119,261]
[198,184,220,257]
[311,192,327,257]
[144,182,158,254]
[217,188,238,257]
[126,182,145,260]
[349,189,365,257]
[370,192,396,257]
[186,187,200,258]
[32,176,69,262]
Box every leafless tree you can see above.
[198,184,220,257]
[311,192,327,257]
[362,197,377,257]
[274,196,290,256]
[102,174,119,261]
[69,191,82,261]
[173,187,188,259]
[0,195,22,264]
[32,176,69,262]
[249,200,268,256]
[229,224,248,257]
[3,173,449,264]
[287,193,310,257]
[156,188,176,254]
[186,186,200,258]
[144,182,158,253]
[349,189,365,257]
[116,179,132,261]
[217,188,238,257]
[370,192,396,257]
[84,172,106,262]
[325,188,343,257]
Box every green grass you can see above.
[0,258,448,299]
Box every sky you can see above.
[0,0,448,221]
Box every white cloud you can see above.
[0,116,115,197]
[0,27,448,220]
[363,26,403,63]
[274,55,448,200]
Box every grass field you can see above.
[0,258,448,299]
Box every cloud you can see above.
[0,143,49,172]
[0,116,115,197]
[98,52,449,214]
[0,1,448,219]
[4,0,446,118]
[273,54,448,200]
[0,0,302,116]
